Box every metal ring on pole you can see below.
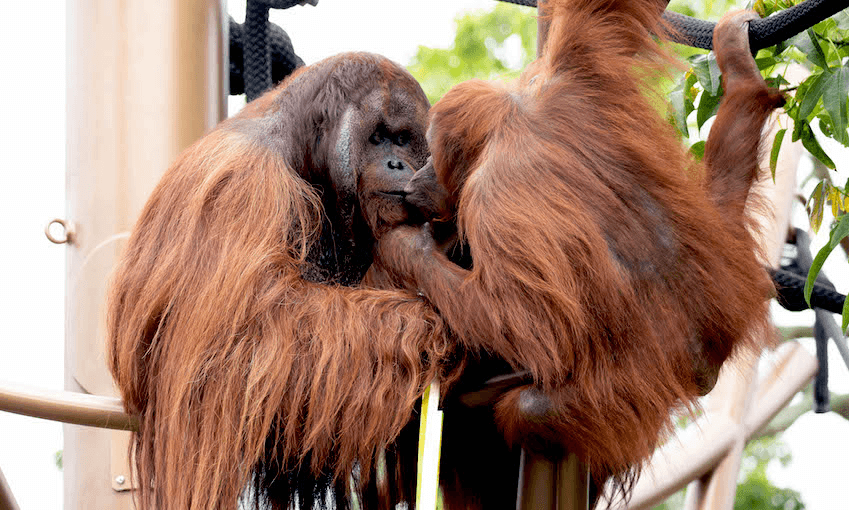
[44,218,74,245]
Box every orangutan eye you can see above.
[395,131,411,147]
[369,131,384,145]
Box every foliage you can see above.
[653,490,686,510]
[667,0,849,332]
[407,3,537,104]
[734,437,805,510]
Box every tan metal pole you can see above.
[517,450,557,509]
[0,380,135,431]
[65,0,226,507]
[0,466,21,510]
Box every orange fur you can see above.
[108,53,454,509]
[376,2,783,506]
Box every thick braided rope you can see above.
[496,0,537,6]
[229,17,302,96]
[244,0,311,101]
[496,0,849,51]
[771,267,847,315]
[244,0,273,101]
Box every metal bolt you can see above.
[115,475,126,485]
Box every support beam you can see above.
[65,1,226,507]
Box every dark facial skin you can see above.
[279,55,431,285]
[339,87,431,238]
[249,53,431,285]
[320,80,430,236]
[404,157,452,224]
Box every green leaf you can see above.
[685,70,699,99]
[829,187,842,217]
[843,287,849,334]
[765,75,789,90]
[798,72,827,120]
[708,53,722,95]
[770,129,786,180]
[696,90,722,130]
[800,122,836,169]
[821,66,849,146]
[791,107,806,142]
[805,214,849,306]
[808,180,826,234]
[690,54,721,96]
[669,90,688,137]
[836,10,849,32]
[819,117,835,139]
[791,29,830,71]
[829,211,849,251]
[690,140,706,160]
[755,56,778,71]
[669,76,694,137]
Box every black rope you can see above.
[771,267,846,315]
[497,0,537,6]
[229,16,303,96]
[814,315,831,412]
[233,0,846,97]
[769,260,846,410]
[796,230,828,412]
[243,0,317,101]
[496,0,849,51]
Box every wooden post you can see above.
[64,1,226,508]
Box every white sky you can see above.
[0,1,847,509]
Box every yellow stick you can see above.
[416,380,443,510]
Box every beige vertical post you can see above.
[64,0,226,508]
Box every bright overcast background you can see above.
[0,1,847,509]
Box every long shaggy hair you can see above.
[375,1,783,505]
[108,53,455,510]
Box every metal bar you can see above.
[517,450,556,509]
[0,466,20,510]
[536,0,551,57]
[516,4,591,507]
[556,454,589,510]
[0,380,135,431]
